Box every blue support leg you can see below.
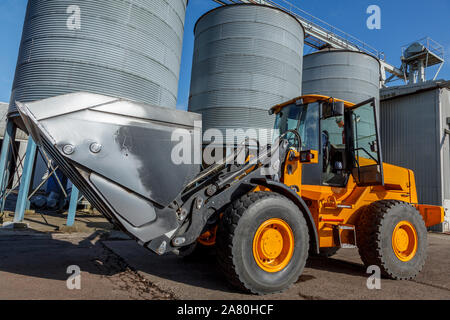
[14,137,37,223]
[67,186,79,227]
[0,121,16,211]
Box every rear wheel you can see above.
[356,200,427,280]
[216,192,309,295]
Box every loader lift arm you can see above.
[164,137,319,255]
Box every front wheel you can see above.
[216,192,309,295]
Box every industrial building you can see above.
[380,80,450,232]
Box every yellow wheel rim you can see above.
[392,221,418,262]
[253,218,294,273]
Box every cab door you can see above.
[345,98,384,186]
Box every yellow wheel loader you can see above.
[16,92,444,295]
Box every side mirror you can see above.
[333,101,345,117]
[322,101,345,119]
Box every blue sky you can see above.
[0,0,449,110]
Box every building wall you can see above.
[381,89,441,206]
[381,86,450,232]
[439,88,450,232]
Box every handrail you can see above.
[401,36,445,59]
[223,0,384,59]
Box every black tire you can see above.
[318,247,340,258]
[216,192,309,295]
[177,242,199,258]
[356,200,427,280]
[178,242,215,260]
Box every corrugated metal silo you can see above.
[188,4,304,145]
[9,0,188,121]
[303,49,381,107]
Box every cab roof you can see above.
[270,95,355,115]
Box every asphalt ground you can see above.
[103,232,450,300]
[0,228,448,300]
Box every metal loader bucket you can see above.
[16,92,202,244]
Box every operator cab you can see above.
[272,95,384,187]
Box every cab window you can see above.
[321,113,348,186]
[274,102,319,151]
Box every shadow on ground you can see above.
[102,240,370,294]
[1,229,366,294]
[0,231,126,282]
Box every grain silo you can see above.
[4,0,188,210]
[303,49,381,107]
[189,4,304,146]
[9,0,188,123]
